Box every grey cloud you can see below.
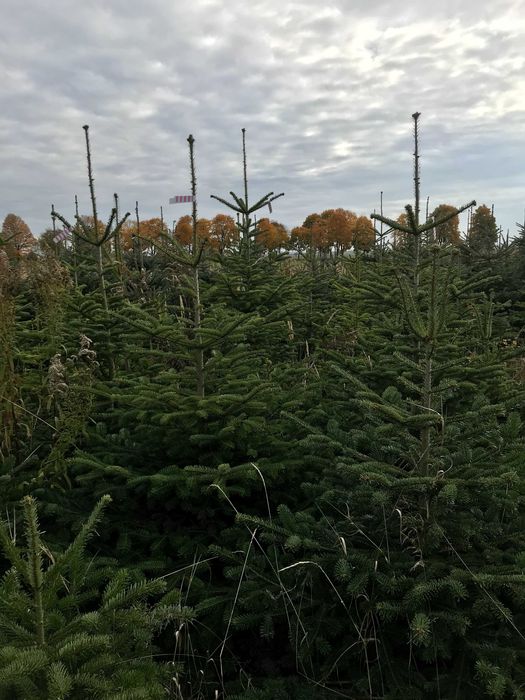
[0,0,524,235]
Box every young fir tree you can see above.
[52,125,132,380]
[0,494,190,698]
[208,129,293,323]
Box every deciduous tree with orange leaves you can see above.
[272,221,288,249]
[393,212,410,248]
[173,216,214,250]
[301,213,330,252]
[119,220,136,252]
[140,218,169,246]
[196,218,212,243]
[208,214,239,253]
[256,219,288,251]
[353,215,375,251]
[298,209,357,254]
[120,217,169,252]
[1,214,36,259]
[290,226,310,252]
[174,215,193,248]
[469,204,498,253]
[321,208,356,254]
[432,204,460,245]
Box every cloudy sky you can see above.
[1,0,524,236]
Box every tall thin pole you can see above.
[412,112,422,288]
[82,125,99,242]
[135,201,144,271]
[426,196,434,244]
[73,195,79,287]
[82,125,108,313]
[83,124,113,377]
[241,128,249,243]
[113,193,120,262]
[188,135,198,254]
[113,193,124,286]
[188,135,204,397]
[380,191,384,256]
[242,128,248,211]
[413,112,421,228]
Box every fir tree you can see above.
[0,494,190,699]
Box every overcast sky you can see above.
[1,0,524,236]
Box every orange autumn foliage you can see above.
[298,209,357,252]
[432,204,460,245]
[173,216,216,250]
[1,214,36,259]
[353,216,375,251]
[295,209,373,253]
[119,221,136,251]
[393,213,410,247]
[196,218,212,243]
[256,218,288,251]
[290,226,310,251]
[174,216,193,247]
[301,213,330,250]
[140,217,169,243]
[208,214,239,253]
[121,217,169,251]
[321,208,357,253]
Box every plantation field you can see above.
[0,120,524,699]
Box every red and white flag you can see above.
[53,226,71,243]
[169,195,195,204]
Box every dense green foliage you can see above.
[0,495,187,699]
[1,124,524,698]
